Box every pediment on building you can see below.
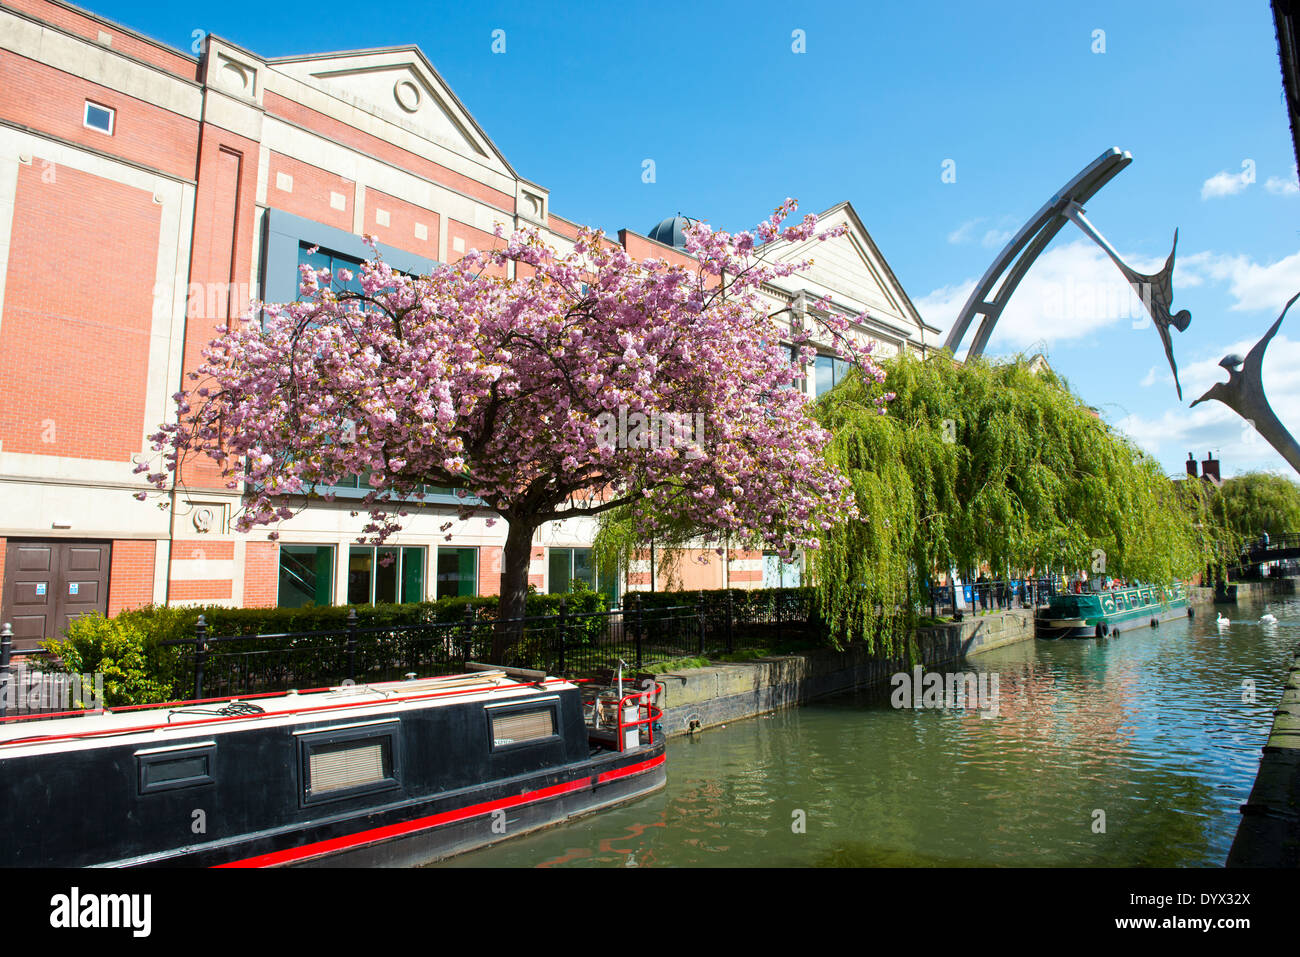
[269,47,514,176]
[768,201,933,343]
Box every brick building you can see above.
[0,0,934,645]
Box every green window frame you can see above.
[436,547,479,599]
[278,545,335,608]
[547,547,617,607]
[348,546,425,605]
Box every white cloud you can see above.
[947,218,982,245]
[1115,333,1300,475]
[1140,365,1172,388]
[1201,164,1254,200]
[1179,250,1300,312]
[917,239,1170,351]
[981,228,1014,249]
[1265,175,1300,196]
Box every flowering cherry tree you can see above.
[139,200,878,647]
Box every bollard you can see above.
[0,621,12,720]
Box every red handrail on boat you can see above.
[615,682,664,751]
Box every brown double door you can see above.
[2,540,111,649]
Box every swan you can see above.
[1260,613,1278,624]
[1217,613,1231,628]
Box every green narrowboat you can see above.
[1036,582,1190,639]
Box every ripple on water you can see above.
[433,595,1300,868]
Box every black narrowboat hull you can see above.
[0,673,666,868]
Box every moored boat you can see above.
[1036,582,1190,639]
[0,665,664,867]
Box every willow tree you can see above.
[1219,472,1300,539]
[813,352,1229,654]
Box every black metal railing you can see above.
[924,576,1059,619]
[158,591,821,701]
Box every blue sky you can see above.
[95,0,1300,479]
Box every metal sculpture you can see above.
[944,148,1190,398]
[1192,291,1300,476]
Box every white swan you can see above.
[1260,613,1278,624]
[1217,613,1231,628]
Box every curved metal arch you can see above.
[944,148,1133,359]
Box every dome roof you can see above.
[647,215,691,249]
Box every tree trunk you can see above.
[493,516,538,661]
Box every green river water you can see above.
[438,593,1299,867]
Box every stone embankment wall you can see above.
[656,610,1034,736]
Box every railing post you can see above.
[697,590,706,657]
[194,614,208,701]
[462,604,475,666]
[725,589,734,654]
[556,600,567,676]
[0,621,12,720]
[346,607,358,683]
[633,593,644,671]
[776,589,784,646]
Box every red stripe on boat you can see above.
[217,753,665,868]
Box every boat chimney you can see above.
[1185,452,1198,478]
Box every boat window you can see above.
[489,706,558,750]
[299,721,401,806]
[137,744,216,794]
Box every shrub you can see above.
[39,613,177,707]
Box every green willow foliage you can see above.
[813,353,1233,654]
[1218,472,1300,539]
[597,353,1235,657]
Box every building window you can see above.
[298,243,366,297]
[548,547,617,606]
[814,355,851,398]
[436,547,478,599]
[278,545,334,608]
[83,101,115,134]
[763,552,802,588]
[348,546,424,605]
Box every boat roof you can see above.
[0,670,576,756]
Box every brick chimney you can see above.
[1185,452,1198,478]
[1201,452,1221,485]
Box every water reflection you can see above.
[436,595,1298,867]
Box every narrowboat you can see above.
[0,665,665,867]
[1036,582,1191,639]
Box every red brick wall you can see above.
[180,130,260,489]
[0,161,160,460]
[168,580,233,602]
[263,91,515,213]
[478,546,501,596]
[528,546,545,591]
[267,152,354,232]
[243,541,278,608]
[107,539,155,615]
[365,188,439,263]
[0,51,198,180]
[7,0,199,78]
[170,540,234,561]
[448,219,506,277]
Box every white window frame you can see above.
[83,101,115,135]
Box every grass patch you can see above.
[641,656,711,673]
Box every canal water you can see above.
[438,594,1300,867]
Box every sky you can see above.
[92,0,1300,479]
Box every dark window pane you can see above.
[279,545,333,608]
[815,355,834,397]
[348,547,373,605]
[401,547,424,603]
[549,549,571,595]
[374,547,399,604]
[436,547,477,599]
[572,548,595,589]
